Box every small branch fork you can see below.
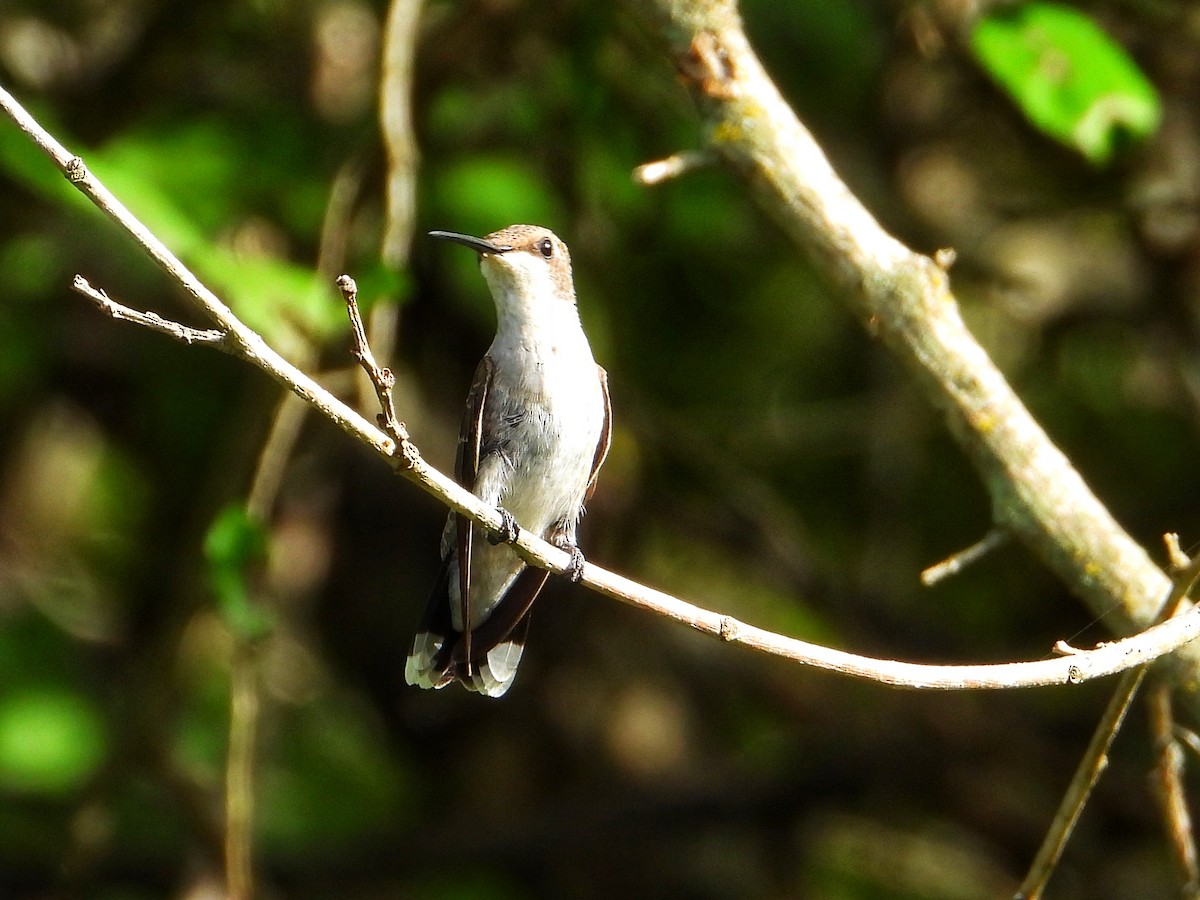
[334,274,416,465]
[5,84,1200,692]
[1016,533,1200,900]
[72,277,229,349]
[1149,683,1200,898]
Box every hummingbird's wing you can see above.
[405,356,544,697]
[454,355,494,670]
[458,565,546,695]
[404,357,492,693]
[586,365,613,502]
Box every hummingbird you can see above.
[405,225,612,697]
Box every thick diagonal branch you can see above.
[630,0,1200,702]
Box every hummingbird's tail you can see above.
[404,562,547,697]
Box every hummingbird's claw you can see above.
[488,508,520,545]
[564,546,586,583]
[550,534,586,582]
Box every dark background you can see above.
[1,0,1198,897]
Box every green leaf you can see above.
[203,504,272,640]
[0,688,107,794]
[970,2,1161,164]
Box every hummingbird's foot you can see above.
[488,508,520,545]
[559,543,586,583]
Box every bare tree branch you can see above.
[632,149,714,185]
[336,273,407,446]
[3,78,1199,691]
[379,0,422,270]
[224,642,259,900]
[1014,664,1146,900]
[921,528,1011,587]
[626,0,1200,699]
[1149,682,1200,898]
[72,276,229,349]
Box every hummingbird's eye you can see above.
[536,237,554,259]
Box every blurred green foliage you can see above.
[0,0,1196,898]
[257,697,409,852]
[0,687,106,794]
[204,504,272,641]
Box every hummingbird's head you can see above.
[429,225,576,313]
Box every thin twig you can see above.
[245,394,310,521]
[72,276,229,348]
[220,386,320,900]
[921,528,1010,586]
[1149,681,1200,897]
[315,154,367,283]
[1014,664,1147,900]
[633,149,714,185]
[221,141,386,891]
[379,0,422,269]
[376,0,420,417]
[1176,726,1200,761]
[1165,533,1200,604]
[374,0,422,419]
[335,275,411,450]
[224,642,259,900]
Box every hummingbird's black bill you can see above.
[428,231,513,255]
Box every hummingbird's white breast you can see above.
[458,307,606,624]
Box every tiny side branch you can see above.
[335,274,414,461]
[72,277,229,348]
